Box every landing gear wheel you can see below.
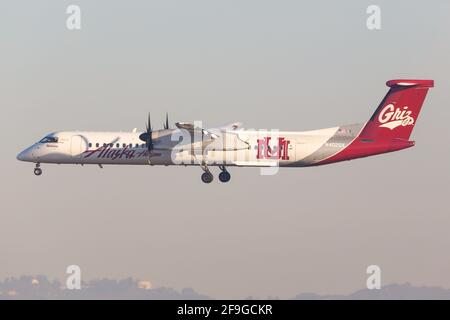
[218,171,231,183]
[201,172,213,184]
[34,168,42,176]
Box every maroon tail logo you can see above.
[256,137,290,160]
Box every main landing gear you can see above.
[201,171,214,184]
[200,165,231,184]
[200,163,213,183]
[218,166,231,183]
[34,163,42,176]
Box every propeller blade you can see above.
[147,113,153,151]
[147,135,153,151]
[139,113,154,152]
[164,112,169,130]
[147,113,152,132]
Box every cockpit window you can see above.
[39,136,59,143]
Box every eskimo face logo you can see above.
[378,104,414,130]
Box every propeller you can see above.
[139,113,153,152]
[163,113,169,130]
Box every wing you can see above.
[175,122,219,140]
[175,122,248,151]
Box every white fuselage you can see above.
[17,126,359,168]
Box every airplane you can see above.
[17,79,433,183]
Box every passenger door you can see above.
[70,135,87,161]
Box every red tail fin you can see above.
[360,79,434,141]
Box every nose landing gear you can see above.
[34,163,42,176]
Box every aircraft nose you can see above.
[17,148,33,162]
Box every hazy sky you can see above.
[1,0,449,299]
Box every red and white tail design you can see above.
[360,79,434,141]
[313,79,434,166]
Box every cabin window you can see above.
[103,143,107,147]
[109,143,113,147]
[88,143,92,148]
[122,143,126,148]
[96,143,99,147]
